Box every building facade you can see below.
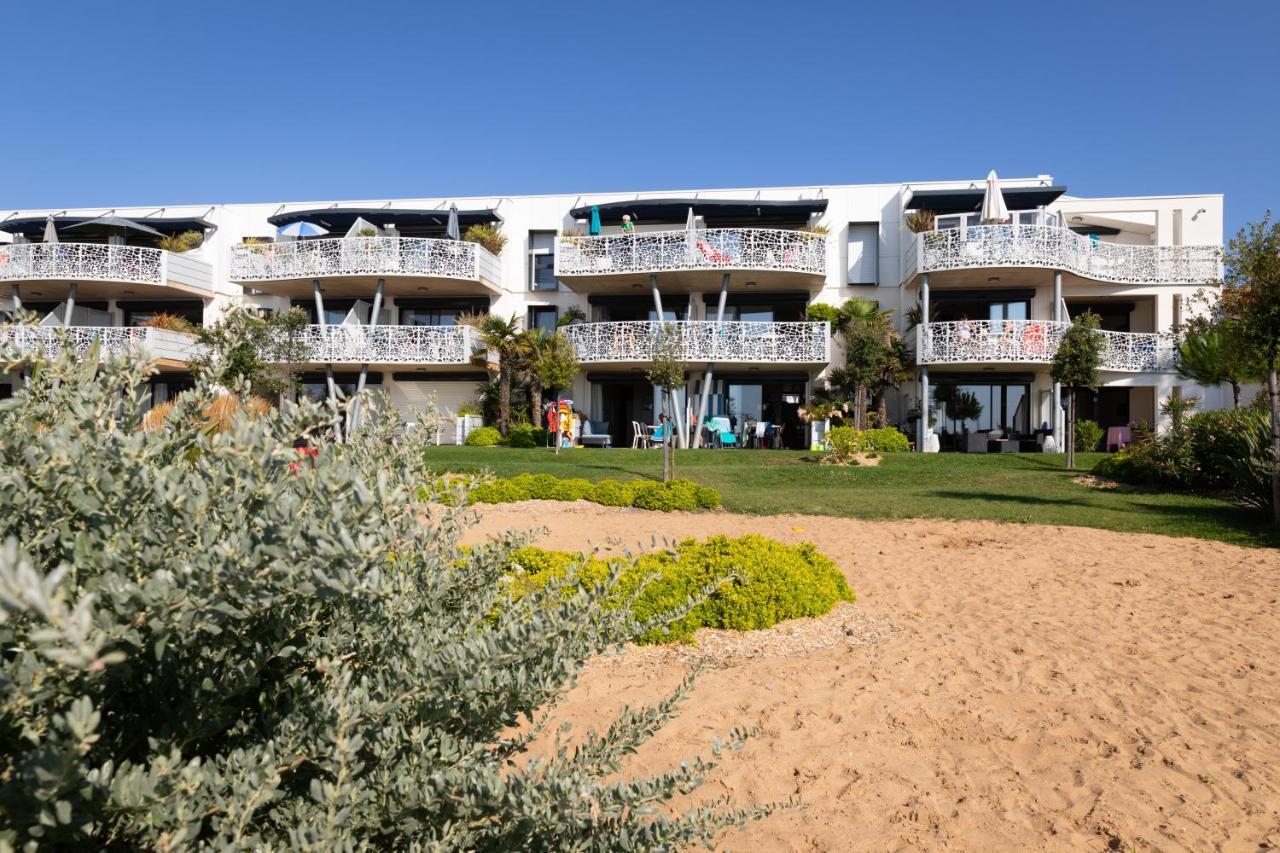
[0,175,1225,449]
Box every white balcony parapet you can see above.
[0,242,212,292]
[271,324,477,365]
[909,225,1220,285]
[0,326,200,362]
[917,320,1175,373]
[228,237,499,284]
[562,320,830,364]
[554,228,826,278]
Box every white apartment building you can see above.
[0,175,1225,451]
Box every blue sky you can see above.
[5,1,1276,236]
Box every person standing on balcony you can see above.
[621,214,635,235]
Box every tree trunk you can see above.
[1066,390,1076,470]
[1231,381,1241,409]
[875,393,888,429]
[498,360,511,436]
[1269,367,1280,525]
[530,382,542,429]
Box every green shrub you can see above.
[590,478,639,506]
[824,425,908,463]
[805,303,840,324]
[465,474,721,512]
[859,427,910,453]
[464,425,502,446]
[1075,419,1104,452]
[0,341,766,848]
[501,424,549,448]
[507,535,855,644]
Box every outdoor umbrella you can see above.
[66,215,165,238]
[980,170,1009,224]
[42,215,58,243]
[277,221,330,239]
[446,204,461,240]
[684,206,697,262]
[588,205,601,236]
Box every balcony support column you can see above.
[348,277,384,435]
[693,273,730,448]
[9,285,27,387]
[1052,270,1063,451]
[63,282,77,327]
[918,274,930,452]
[313,279,343,442]
[649,275,687,448]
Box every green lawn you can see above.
[425,446,1278,548]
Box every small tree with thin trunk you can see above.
[1176,317,1263,409]
[534,332,579,454]
[1217,213,1280,522]
[1051,312,1103,470]
[647,325,685,482]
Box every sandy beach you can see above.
[467,502,1280,851]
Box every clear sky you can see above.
[5,1,1276,237]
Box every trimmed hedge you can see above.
[502,424,551,448]
[504,534,855,643]
[464,426,502,446]
[470,473,721,511]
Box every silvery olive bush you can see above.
[0,338,767,850]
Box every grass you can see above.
[425,446,1279,548]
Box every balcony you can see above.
[554,228,826,291]
[228,237,502,295]
[917,320,1175,373]
[0,325,199,365]
[268,324,480,366]
[905,225,1220,286]
[0,243,213,297]
[562,320,830,365]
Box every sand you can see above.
[465,502,1280,851]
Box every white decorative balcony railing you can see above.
[0,326,199,362]
[917,320,1175,372]
[554,228,826,278]
[267,324,478,365]
[908,225,1220,285]
[228,237,501,284]
[0,242,213,292]
[562,320,830,364]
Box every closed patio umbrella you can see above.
[65,215,165,238]
[42,215,58,243]
[277,221,329,239]
[588,205,601,236]
[684,206,697,262]
[446,204,461,240]
[980,170,1010,224]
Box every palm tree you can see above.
[515,329,551,429]
[461,313,523,436]
[1177,319,1262,408]
[835,298,894,430]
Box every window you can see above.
[401,307,459,326]
[528,306,558,334]
[528,231,558,291]
[846,223,879,285]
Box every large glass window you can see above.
[528,231,558,291]
[401,308,457,326]
[528,306,558,334]
[936,382,1031,436]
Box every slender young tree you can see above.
[1051,312,1104,470]
[1217,213,1280,521]
[534,332,580,455]
[647,325,686,482]
[515,328,551,428]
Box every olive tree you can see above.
[1217,213,1280,521]
[646,325,686,482]
[1051,312,1104,470]
[0,338,767,849]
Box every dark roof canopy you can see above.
[0,215,215,238]
[903,185,1067,214]
[267,207,502,233]
[568,198,827,226]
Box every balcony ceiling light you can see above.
[987,277,1000,283]
[417,287,428,292]
[745,281,757,288]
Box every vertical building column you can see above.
[1052,270,1063,450]
[313,279,341,441]
[918,273,930,452]
[63,282,77,327]
[693,273,729,448]
[348,277,384,434]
